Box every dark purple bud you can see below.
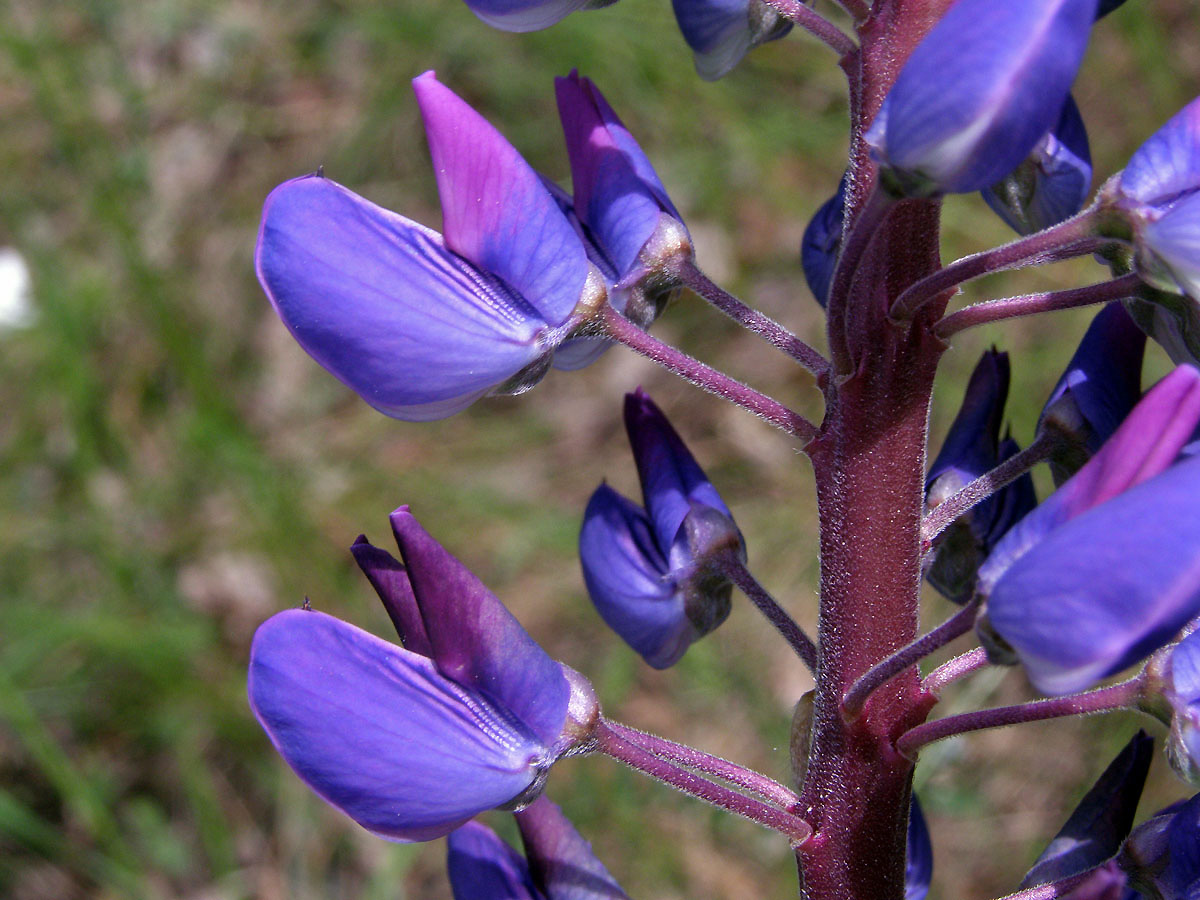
[249,609,558,842]
[1039,303,1146,484]
[256,73,603,421]
[982,96,1093,235]
[579,391,741,667]
[1122,794,1200,899]
[556,72,690,285]
[984,451,1200,695]
[926,350,1029,603]
[670,0,793,81]
[865,0,1098,196]
[1164,630,1200,784]
[1095,0,1127,17]
[448,821,541,900]
[515,795,631,899]
[906,796,933,900]
[801,176,846,308]
[461,0,616,32]
[979,364,1200,596]
[1022,731,1153,887]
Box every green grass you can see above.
[0,1,1196,897]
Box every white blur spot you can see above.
[0,247,34,331]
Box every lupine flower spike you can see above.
[981,366,1200,695]
[256,72,604,421]
[579,389,743,667]
[248,508,598,841]
[866,0,1098,197]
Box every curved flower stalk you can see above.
[925,349,1036,604]
[866,0,1098,197]
[670,0,793,81]
[248,508,598,841]
[579,389,743,668]
[447,796,629,899]
[983,96,1093,236]
[1038,302,1146,484]
[256,71,604,421]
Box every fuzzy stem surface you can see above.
[717,555,819,671]
[762,0,858,56]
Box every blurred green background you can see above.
[1,0,1198,897]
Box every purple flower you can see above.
[555,71,690,285]
[801,176,846,308]
[865,0,1098,196]
[460,0,616,32]
[1021,731,1152,888]
[1164,630,1200,784]
[979,364,1200,596]
[670,0,793,81]
[1122,794,1200,899]
[447,796,629,899]
[982,96,1093,235]
[1039,302,1146,484]
[256,71,603,421]
[906,796,933,900]
[579,389,743,668]
[925,350,1036,604]
[248,508,598,842]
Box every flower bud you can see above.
[982,96,1093,236]
[461,0,616,32]
[801,176,846,308]
[671,0,793,81]
[1121,794,1200,899]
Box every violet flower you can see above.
[256,71,604,421]
[801,176,846,308]
[865,0,1097,197]
[555,71,690,286]
[579,389,743,668]
[460,0,616,32]
[1021,731,1152,888]
[670,0,793,82]
[982,96,1093,236]
[447,796,629,899]
[925,350,1036,604]
[248,508,598,841]
[1038,302,1146,484]
[1163,630,1200,784]
[906,796,933,900]
[1121,794,1200,899]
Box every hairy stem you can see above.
[678,259,829,376]
[842,599,980,719]
[601,719,800,808]
[762,0,858,56]
[895,677,1143,759]
[919,431,1058,552]
[923,647,990,696]
[933,274,1143,338]
[594,719,813,843]
[889,211,1106,320]
[715,555,819,672]
[600,305,819,442]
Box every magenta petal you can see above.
[515,796,631,899]
[389,507,571,747]
[350,535,432,656]
[413,72,589,326]
[248,610,547,842]
[255,175,544,420]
